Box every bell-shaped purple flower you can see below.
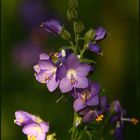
[41,20,62,35]
[58,54,91,93]
[88,42,102,55]
[94,27,107,41]
[113,123,124,140]
[34,53,59,92]
[73,82,100,112]
[110,100,125,124]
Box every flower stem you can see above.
[80,44,87,59]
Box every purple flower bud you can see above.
[94,27,107,41]
[113,122,124,140]
[88,42,102,54]
[41,20,62,34]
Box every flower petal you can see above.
[59,77,73,93]
[73,98,86,112]
[14,111,32,126]
[33,65,41,73]
[86,95,99,106]
[35,71,47,83]
[40,122,50,133]
[90,82,100,95]
[39,53,50,60]
[66,54,80,69]
[75,76,88,89]
[78,107,90,116]
[36,132,46,140]
[57,63,68,79]
[76,63,91,76]
[47,75,59,92]
[22,123,41,136]
[82,110,96,123]
[38,60,54,71]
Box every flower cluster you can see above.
[15,0,139,140]
[14,111,50,140]
[33,18,139,140]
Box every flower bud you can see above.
[67,8,78,21]
[61,28,71,40]
[85,29,96,42]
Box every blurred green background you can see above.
[1,0,139,140]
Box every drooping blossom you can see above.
[110,100,139,140]
[58,54,91,93]
[41,20,62,35]
[34,53,59,92]
[82,95,108,123]
[94,27,107,41]
[14,110,49,140]
[88,42,103,55]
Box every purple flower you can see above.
[34,53,59,92]
[113,122,124,140]
[88,42,102,55]
[14,111,32,126]
[41,20,62,34]
[58,54,91,93]
[109,101,139,140]
[22,122,49,140]
[73,82,100,112]
[14,110,49,140]
[110,101,125,124]
[94,27,107,41]
[82,95,108,123]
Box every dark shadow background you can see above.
[1,0,139,140]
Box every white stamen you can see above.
[61,49,66,57]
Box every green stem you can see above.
[80,44,87,60]
[71,112,78,140]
